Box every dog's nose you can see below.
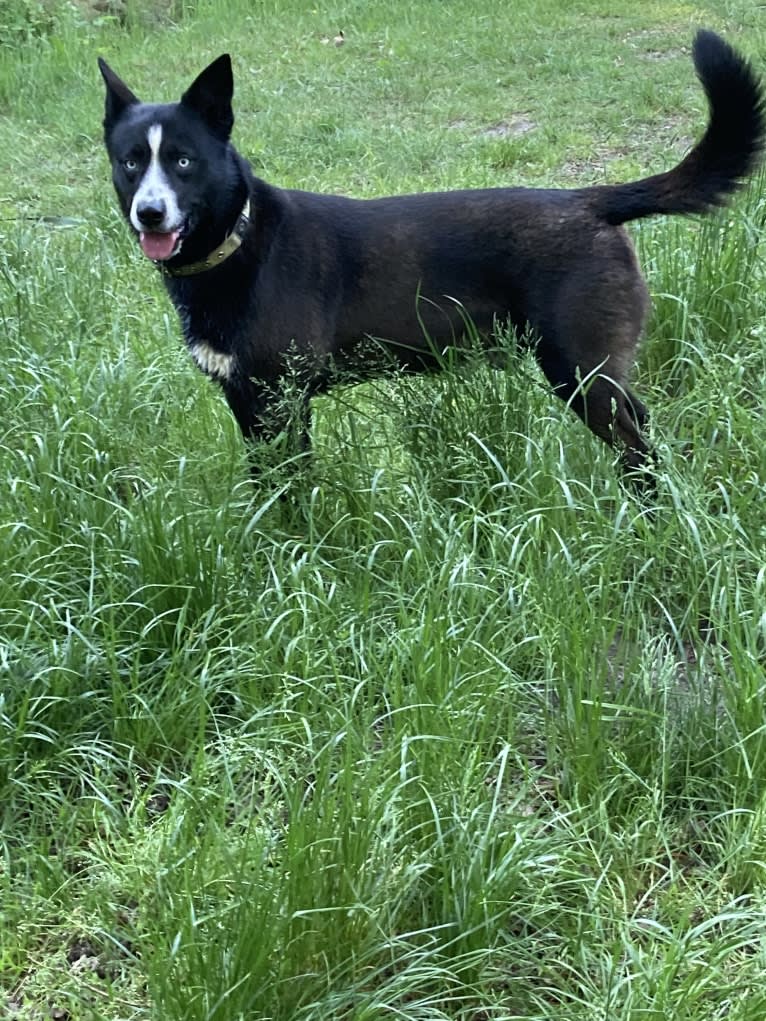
[136,201,166,227]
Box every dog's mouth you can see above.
[139,227,185,262]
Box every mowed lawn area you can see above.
[2,0,766,1017]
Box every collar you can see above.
[159,198,251,277]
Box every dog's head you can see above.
[98,55,239,264]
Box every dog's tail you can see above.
[594,30,764,226]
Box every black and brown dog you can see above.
[99,30,764,482]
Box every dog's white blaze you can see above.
[130,123,183,233]
[189,341,236,381]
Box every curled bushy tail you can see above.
[595,30,765,225]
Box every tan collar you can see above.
[160,199,251,277]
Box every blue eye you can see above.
[123,158,138,172]
[177,156,191,169]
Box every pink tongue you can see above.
[140,230,180,261]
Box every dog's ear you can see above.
[181,54,234,141]
[98,57,140,127]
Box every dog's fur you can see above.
[99,31,764,481]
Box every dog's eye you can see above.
[123,158,138,172]
[177,156,191,169]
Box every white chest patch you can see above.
[188,341,236,381]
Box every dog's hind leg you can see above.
[535,336,652,483]
[531,257,655,484]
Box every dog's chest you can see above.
[187,338,236,380]
[177,307,238,382]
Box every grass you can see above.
[2,0,766,1017]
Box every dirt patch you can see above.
[481,117,536,139]
[640,48,685,62]
[68,0,177,24]
[558,118,694,183]
[449,116,537,138]
[624,27,685,44]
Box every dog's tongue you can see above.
[139,230,180,261]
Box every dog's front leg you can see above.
[222,376,311,480]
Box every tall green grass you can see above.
[2,1,766,1018]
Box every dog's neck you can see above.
[159,197,252,278]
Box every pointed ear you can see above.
[98,57,140,127]
[181,54,234,140]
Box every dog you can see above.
[99,31,764,484]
